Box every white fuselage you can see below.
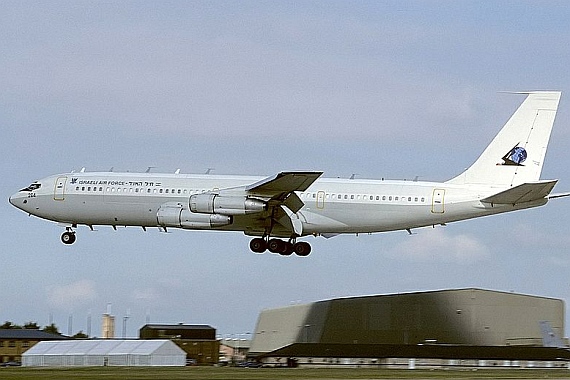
[9,171,546,238]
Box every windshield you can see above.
[20,182,41,192]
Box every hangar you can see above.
[248,288,568,367]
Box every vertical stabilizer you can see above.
[447,91,561,187]
[539,321,566,348]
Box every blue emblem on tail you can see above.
[502,144,527,166]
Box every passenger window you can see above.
[313,193,316,198]
[382,196,386,201]
[338,194,341,199]
[350,195,354,200]
[395,196,399,201]
[421,197,425,202]
[344,195,348,199]
[389,196,392,201]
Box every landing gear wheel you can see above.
[61,231,76,245]
[293,242,311,256]
[268,238,285,254]
[280,242,294,256]
[249,238,267,253]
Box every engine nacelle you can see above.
[157,203,232,229]
[180,211,231,229]
[189,194,266,215]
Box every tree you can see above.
[24,321,40,329]
[42,323,60,335]
[1,321,22,329]
[72,330,89,339]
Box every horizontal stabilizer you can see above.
[548,191,570,200]
[481,180,557,205]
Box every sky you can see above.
[2,0,570,339]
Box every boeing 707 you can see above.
[9,91,569,256]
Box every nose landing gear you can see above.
[61,228,76,245]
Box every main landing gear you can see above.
[249,237,311,257]
[61,228,76,245]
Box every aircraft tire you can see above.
[280,242,294,256]
[61,231,76,245]
[294,242,311,256]
[267,238,284,253]
[249,238,267,253]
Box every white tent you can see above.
[22,339,186,367]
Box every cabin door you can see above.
[431,188,445,213]
[54,176,67,201]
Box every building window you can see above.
[8,341,15,347]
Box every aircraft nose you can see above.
[9,192,27,211]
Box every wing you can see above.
[246,171,323,213]
[246,171,323,198]
[245,171,323,236]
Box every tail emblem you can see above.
[500,144,527,166]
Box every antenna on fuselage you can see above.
[350,173,358,180]
[80,167,86,173]
[145,166,155,173]
[205,168,214,174]
[174,169,181,174]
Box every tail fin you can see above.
[539,320,566,348]
[447,91,561,187]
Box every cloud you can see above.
[387,228,490,264]
[46,280,97,311]
[132,278,184,303]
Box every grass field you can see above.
[2,367,570,380]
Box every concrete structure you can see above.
[22,339,186,367]
[219,338,251,364]
[140,324,219,365]
[249,288,566,366]
[0,329,68,364]
[102,313,115,339]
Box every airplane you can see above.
[9,91,570,256]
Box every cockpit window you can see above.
[20,183,41,192]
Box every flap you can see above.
[481,180,557,205]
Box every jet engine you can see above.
[189,194,266,215]
[157,202,232,229]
